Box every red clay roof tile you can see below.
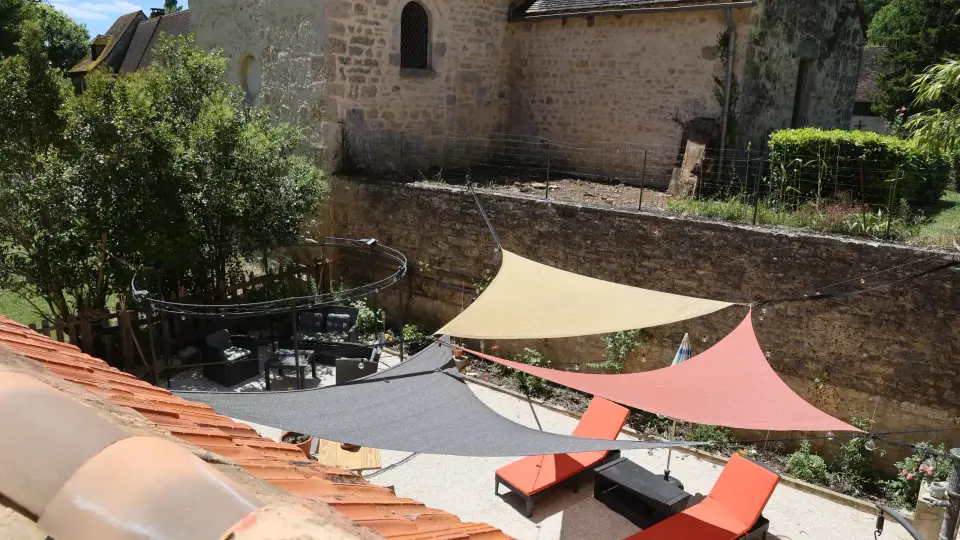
[0,315,512,540]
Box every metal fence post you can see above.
[399,131,405,182]
[886,166,899,239]
[753,156,764,225]
[545,140,551,199]
[637,149,648,211]
[939,449,960,540]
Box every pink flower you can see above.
[906,473,914,480]
[902,469,909,476]
[483,376,489,381]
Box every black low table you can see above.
[594,458,691,529]
[264,350,315,390]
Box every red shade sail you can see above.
[466,312,860,433]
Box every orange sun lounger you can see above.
[625,454,780,540]
[494,397,629,517]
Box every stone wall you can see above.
[192,0,332,161]
[505,8,751,187]
[322,177,960,453]
[739,0,864,146]
[328,0,513,170]
[191,0,864,174]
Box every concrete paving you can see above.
[367,383,910,540]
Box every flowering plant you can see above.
[881,442,952,509]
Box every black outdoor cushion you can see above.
[326,313,353,332]
[206,329,232,350]
[299,312,324,331]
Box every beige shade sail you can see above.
[436,250,734,339]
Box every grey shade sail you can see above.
[175,341,700,457]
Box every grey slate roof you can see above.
[120,10,192,74]
[522,0,736,15]
[856,46,886,103]
[69,11,145,74]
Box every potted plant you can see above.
[453,339,469,371]
[281,431,314,457]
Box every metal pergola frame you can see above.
[130,237,408,389]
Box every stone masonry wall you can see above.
[739,0,864,146]
[192,0,331,161]
[322,178,960,454]
[505,9,751,187]
[507,10,748,148]
[327,0,513,170]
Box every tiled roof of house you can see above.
[120,10,192,74]
[856,46,886,103]
[518,0,742,16]
[69,11,144,74]
[0,314,512,540]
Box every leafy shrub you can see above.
[880,442,953,509]
[589,330,642,374]
[513,348,553,399]
[351,299,383,340]
[786,440,829,484]
[830,417,881,496]
[628,410,674,436]
[768,128,951,209]
[686,424,735,453]
[401,323,429,353]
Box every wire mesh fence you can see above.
[338,124,956,242]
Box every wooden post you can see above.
[118,309,135,371]
[65,316,79,347]
[79,317,94,354]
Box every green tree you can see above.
[867,0,960,120]
[164,0,182,13]
[36,3,89,69]
[0,33,326,321]
[861,0,894,28]
[907,58,960,153]
[1,0,88,69]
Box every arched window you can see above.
[400,2,429,69]
[239,53,262,103]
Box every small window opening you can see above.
[400,2,429,69]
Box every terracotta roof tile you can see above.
[0,315,512,540]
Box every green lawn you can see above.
[911,191,960,247]
[0,289,47,325]
[667,191,960,248]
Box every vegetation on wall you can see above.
[0,32,327,322]
[588,330,643,374]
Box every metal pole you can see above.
[939,449,960,540]
[886,167,899,238]
[638,149,647,210]
[664,419,677,480]
[545,141,551,199]
[144,306,160,386]
[398,285,405,362]
[753,154,762,225]
[399,131,405,182]
[291,305,302,390]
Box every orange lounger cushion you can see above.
[495,397,629,496]
[624,454,780,540]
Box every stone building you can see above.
[191,0,866,183]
